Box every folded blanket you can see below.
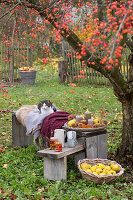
[40,111,70,138]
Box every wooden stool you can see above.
[37,142,85,180]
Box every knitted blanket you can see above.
[40,111,70,138]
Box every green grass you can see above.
[0,65,132,200]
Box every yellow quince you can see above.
[111,164,120,172]
[81,163,91,170]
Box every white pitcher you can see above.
[54,129,66,147]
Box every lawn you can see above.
[0,63,132,200]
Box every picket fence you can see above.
[0,40,130,85]
[62,43,130,85]
[0,41,33,83]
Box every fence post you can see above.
[58,60,69,83]
[29,47,33,68]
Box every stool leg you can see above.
[44,157,67,180]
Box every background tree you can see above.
[0,0,133,164]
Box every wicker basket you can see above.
[78,158,124,184]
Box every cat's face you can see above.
[38,100,53,114]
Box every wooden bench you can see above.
[12,111,107,180]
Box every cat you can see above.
[37,99,57,115]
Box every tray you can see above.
[63,122,107,132]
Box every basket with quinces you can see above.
[78,158,124,184]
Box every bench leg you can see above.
[86,134,107,159]
[44,157,67,180]
[12,112,33,146]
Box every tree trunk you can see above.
[117,94,133,167]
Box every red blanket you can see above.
[40,111,70,138]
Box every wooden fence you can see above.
[62,43,130,85]
[0,41,33,83]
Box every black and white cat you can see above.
[37,100,57,115]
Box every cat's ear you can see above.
[47,100,52,107]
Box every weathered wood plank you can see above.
[97,134,107,159]
[74,151,86,165]
[76,129,107,138]
[44,156,67,180]
[12,111,33,146]
[37,143,84,159]
[85,136,98,159]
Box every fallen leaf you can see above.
[0,148,6,153]
[38,188,44,192]
[3,164,8,168]
[2,132,6,136]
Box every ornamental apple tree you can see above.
[0,0,133,162]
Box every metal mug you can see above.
[67,131,77,148]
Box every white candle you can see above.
[76,115,83,122]
[88,119,94,126]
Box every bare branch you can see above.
[0,1,20,20]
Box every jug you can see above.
[67,131,78,148]
[54,129,66,147]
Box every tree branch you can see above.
[0,1,20,20]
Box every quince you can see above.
[104,166,111,171]
[95,168,103,174]
[102,168,108,174]
[86,168,92,173]
[81,163,91,170]
[68,119,76,127]
[97,163,105,170]
[91,165,97,172]
[107,170,116,175]
[93,118,100,124]
[99,172,106,176]
[93,172,98,175]
[111,164,120,172]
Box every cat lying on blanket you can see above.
[16,100,57,127]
